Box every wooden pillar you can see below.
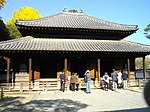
[29,58,32,83]
[143,56,146,80]
[64,58,68,78]
[6,58,10,83]
[97,59,101,81]
[127,59,130,80]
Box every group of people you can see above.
[60,71,81,92]
[60,68,128,93]
[60,70,91,93]
[103,69,128,91]
[69,73,81,91]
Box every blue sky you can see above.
[0,0,150,45]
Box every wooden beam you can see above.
[29,58,32,83]
[127,59,130,80]
[64,58,68,78]
[6,58,10,83]
[97,59,101,81]
[143,56,146,80]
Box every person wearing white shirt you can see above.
[117,70,122,89]
[103,72,109,91]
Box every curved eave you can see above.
[15,12,138,32]
[0,36,150,54]
[16,25,137,40]
[16,24,137,33]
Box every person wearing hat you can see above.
[84,70,91,93]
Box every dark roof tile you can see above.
[0,36,150,53]
[16,12,138,31]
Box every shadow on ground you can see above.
[0,92,150,112]
[0,96,88,112]
[0,96,25,112]
[23,99,88,112]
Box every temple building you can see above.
[0,10,150,89]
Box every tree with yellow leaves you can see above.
[6,6,42,39]
[0,0,6,9]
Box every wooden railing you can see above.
[33,78,59,91]
[0,78,147,92]
[128,79,146,88]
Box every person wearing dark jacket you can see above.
[60,71,66,92]
[122,70,128,89]
[111,69,118,91]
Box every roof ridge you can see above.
[61,11,85,16]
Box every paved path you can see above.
[0,88,149,112]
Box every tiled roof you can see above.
[16,12,138,31]
[0,36,150,53]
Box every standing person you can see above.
[70,73,77,91]
[117,69,122,89]
[111,69,118,91]
[122,70,128,89]
[84,70,91,93]
[60,70,66,92]
[103,72,109,91]
[76,73,81,91]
